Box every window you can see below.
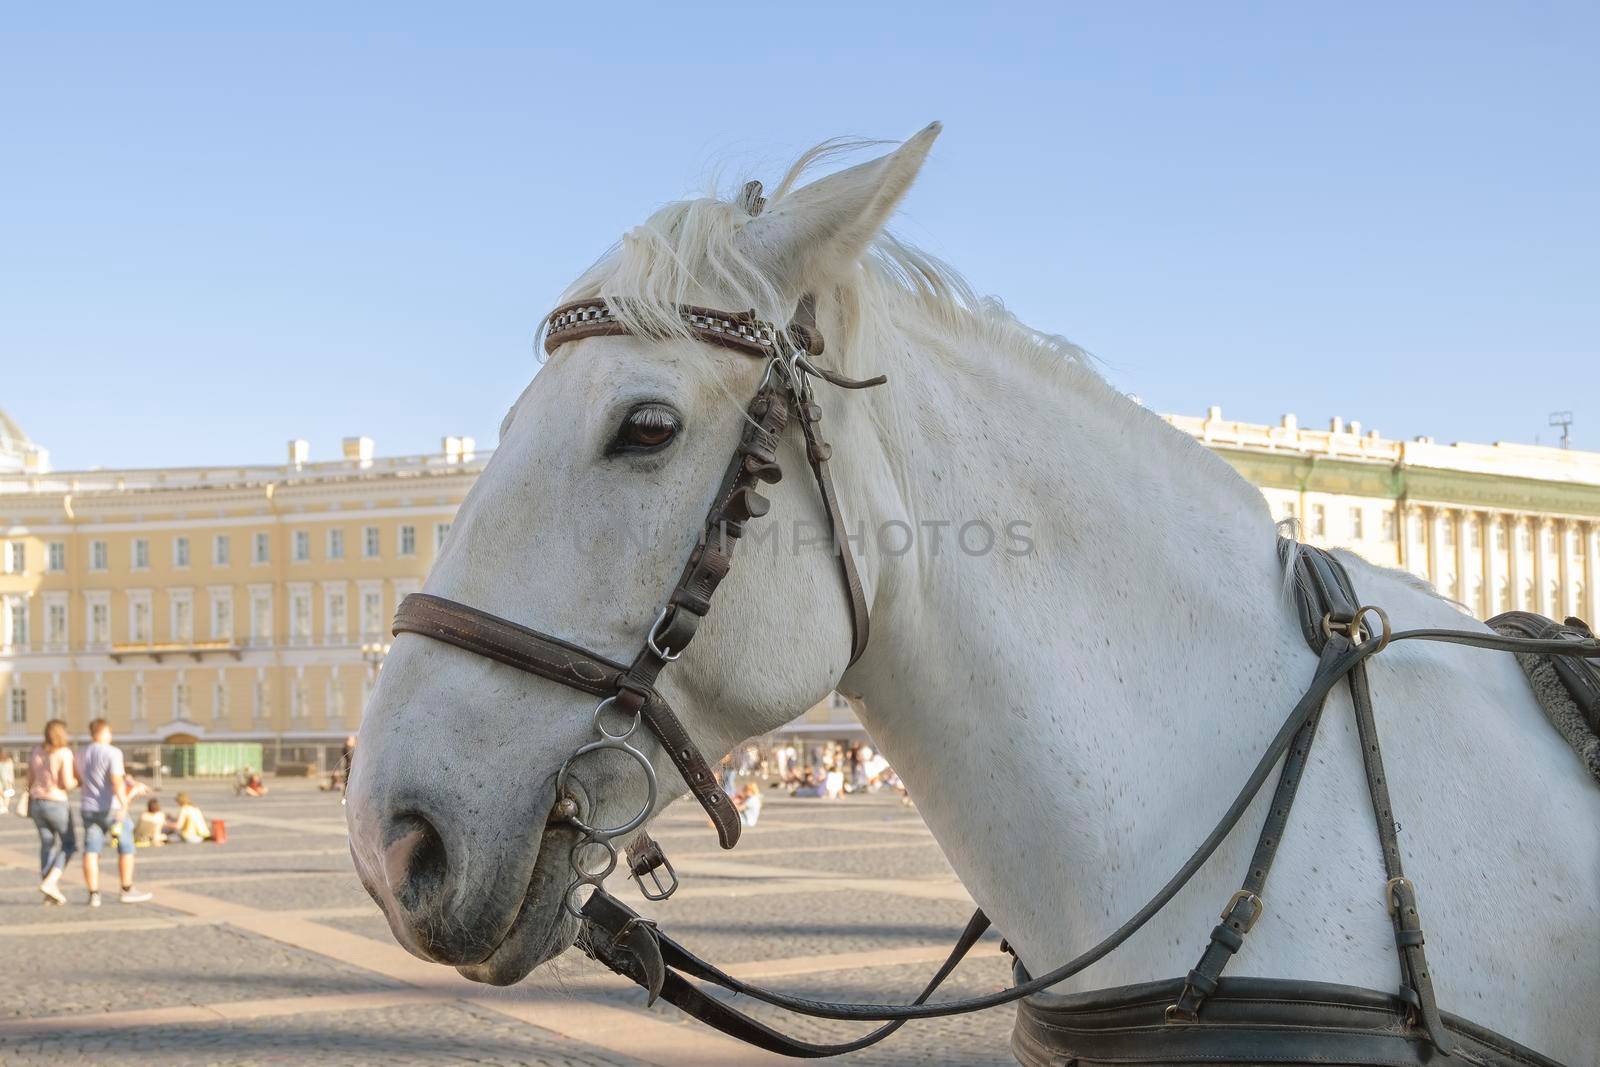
[398,525,416,557]
[131,679,146,722]
[1494,521,1506,552]
[1518,525,1531,552]
[130,593,152,644]
[327,673,346,722]
[8,686,25,724]
[1468,521,1481,550]
[89,679,107,718]
[213,678,228,720]
[45,599,67,648]
[47,684,61,719]
[363,526,380,559]
[326,587,348,642]
[293,530,311,562]
[1282,501,1296,520]
[87,595,110,647]
[90,540,108,571]
[434,523,451,551]
[47,541,65,572]
[171,592,194,643]
[291,676,307,720]
[1381,510,1397,543]
[213,534,231,566]
[5,542,24,574]
[132,538,150,570]
[250,589,273,646]
[1349,507,1364,541]
[327,528,345,560]
[289,587,312,644]
[253,532,271,565]
[173,536,191,568]
[1311,504,1327,538]
[173,676,190,720]
[210,589,234,641]
[253,672,269,720]
[6,597,29,649]
[361,587,384,638]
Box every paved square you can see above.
[0,783,1017,1065]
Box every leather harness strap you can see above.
[1168,544,1450,1043]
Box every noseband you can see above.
[392,289,881,908]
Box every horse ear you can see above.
[742,122,941,292]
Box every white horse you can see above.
[345,125,1598,1063]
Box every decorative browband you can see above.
[544,299,782,359]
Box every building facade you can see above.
[1170,408,1598,623]
[2,406,1596,764]
[0,421,480,768]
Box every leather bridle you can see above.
[393,286,882,908]
[389,235,1600,1061]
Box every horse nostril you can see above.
[383,812,448,910]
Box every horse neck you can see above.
[833,308,1309,974]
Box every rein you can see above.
[391,276,1600,1060]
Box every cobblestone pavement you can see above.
[0,782,1018,1066]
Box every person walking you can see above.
[28,720,78,905]
[78,719,152,906]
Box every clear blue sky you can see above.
[3,3,1595,470]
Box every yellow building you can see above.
[2,404,1596,761]
[1,417,481,769]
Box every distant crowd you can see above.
[717,739,906,821]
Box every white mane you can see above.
[545,139,1095,389]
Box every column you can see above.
[1427,507,1446,590]
[1452,507,1469,606]
[1507,516,1524,611]
[1477,512,1495,618]
[1585,522,1599,623]
[1395,501,1411,573]
[1555,519,1572,618]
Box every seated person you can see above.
[789,770,825,798]
[134,798,166,847]
[243,771,267,798]
[167,792,210,843]
[732,782,763,828]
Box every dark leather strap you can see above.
[795,395,871,667]
[394,593,627,696]
[582,891,992,1057]
[1170,543,1359,1020]
[1346,651,1453,1049]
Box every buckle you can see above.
[626,835,680,901]
[646,607,684,662]
[1164,1003,1198,1024]
[1222,889,1265,933]
[1386,876,1415,915]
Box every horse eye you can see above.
[610,404,680,454]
